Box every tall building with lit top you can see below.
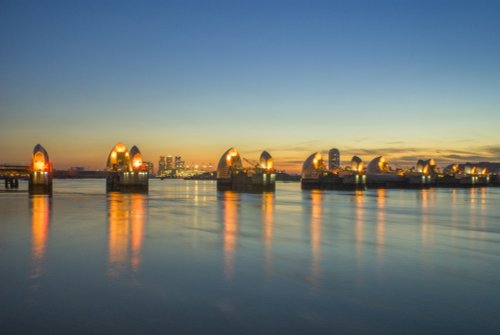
[328,148,340,170]
[158,156,166,174]
[175,156,185,171]
[166,156,174,170]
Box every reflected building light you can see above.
[469,188,477,210]
[420,189,434,246]
[478,187,487,211]
[108,193,130,276]
[354,191,364,258]
[479,188,487,229]
[376,189,386,258]
[310,190,323,286]
[450,188,458,240]
[468,188,479,240]
[262,192,274,273]
[222,191,239,282]
[130,194,145,272]
[31,195,51,278]
[108,193,146,277]
[194,182,199,204]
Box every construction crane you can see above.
[243,158,259,168]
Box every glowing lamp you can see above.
[35,161,45,171]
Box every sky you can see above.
[1,0,499,172]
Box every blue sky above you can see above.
[1,0,499,170]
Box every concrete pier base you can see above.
[301,174,366,190]
[29,172,52,195]
[337,174,366,190]
[106,171,148,193]
[406,175,432,189]
[217,172,275,193]
[4,177,20,189]
[435,175,490,188]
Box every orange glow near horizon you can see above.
[2,140,499,174]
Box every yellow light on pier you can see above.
[32,144,51,172]
[259,151,274,172]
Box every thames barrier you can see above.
[0,144,53,195]
[300,148,497,190]
[105,143,149,193]
[216,147,276,192]
[29,144,53,195]
[1,144,500,195]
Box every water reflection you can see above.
[31,195,51,278]
[450,188,458,240]
[107,193,147,277]
[220,191,239,282]
[479,188,487,230]
[310,190,323,285]
[467,188,488,244]
[261,192,274,272]
[419,189,433,246]
[2,180,500,334]
[376,189,386,257]
[354,191,364,257]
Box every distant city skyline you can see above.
[1,0,499,172]
[2,143,499,174]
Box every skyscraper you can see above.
[175,156,185,171]
[328,148,340,170]
[166,156,174,170]
[158,156,166,174]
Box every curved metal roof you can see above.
[129,145,143,170]
[217,147,243,179]
[106,143,131,172]
[351,156,364,173]
[32,144,50,172]
[301,152,324,179]
[33,144,49,162]
[367,156,388,174]
[259,151,273,170]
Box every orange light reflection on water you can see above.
[130,194,145,272]
[31,195,51,278]
[107,193,146,277]
[310,190,323,285]
[376,189,386,257]
[420,189,433,246]
[262,192,274,273]
[354,191,364,257]
[222,191,239,281]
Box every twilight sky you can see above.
[1,0,499,172]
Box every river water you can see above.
[0,180,499,334]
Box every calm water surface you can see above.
[1,180,499,334]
